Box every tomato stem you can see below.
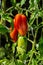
[28,26,38,65]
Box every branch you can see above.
[27,38,33,44]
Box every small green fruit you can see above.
[17,36,27,54]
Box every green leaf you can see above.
[29,0,34,5]
[29,0,34,11]
[29,0,40,11]
[16,60,24,65]
[0,9,3,15]
[0,24,10,34]
[2,13,14,28]
[9,60,15,65]
[2,13,13,23]
[26,10,28,17]
[27,50,33,57]
[39,37,43,57]
[11,0,16,6]
[0,9,2,15]
[32,58,37,65]
[0,47,5,58]
[12,43,16,53]
[5,43,10,50]
[34,0,40,4]
[38,10,43,17]
[29,11,38,25]
[20,0,26,6]
[0,58,9,64]
[19,53,27,61]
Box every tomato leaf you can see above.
[39,36,43,57]
[11,0,16,6]
[2,13,13,23]
[15,60,24,65]
[0,24,10,34]
[0,9,3,15]
[29,11,38,25]
[0,47,5,58]
[32,58,37,65]
[20,0,26,6]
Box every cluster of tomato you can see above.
[10,14,28,42]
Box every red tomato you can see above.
[14,14,28,36]
[10,28,18,42]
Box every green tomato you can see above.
[17,36,27,54]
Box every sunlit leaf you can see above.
[9,60,15,65]
[20,0,26,6]
[29,0,40,11]
[12,43,16,53]
[38,10,43,17]
[15,60,24,65]
[32,58,37,65]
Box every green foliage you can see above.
[0,9,3,15]
[29,0,40,11]
[0,0,43,65]
[2,13,13,23]
[20,0,26,6]
[32,58,37,65]
[11,0,16,6]
[0,47,5,58]
[29,10,38,25]
[39,36,43,57]
[15,60,24,65]
[0,24,10,34]
[12,43,16,53]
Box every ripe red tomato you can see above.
[10,28,18,42]
[14,14,28,36]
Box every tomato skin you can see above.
[18,36,27,49]
[14,14,28,36]
[10,28,18,42]
[10,14,28,42]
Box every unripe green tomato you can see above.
[18,36,27,49]
[17,36,27,54]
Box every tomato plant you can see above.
[0,0,43,65]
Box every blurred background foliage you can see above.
[0,0,43,65]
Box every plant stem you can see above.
[27,38,33,44]
[1,0,6,24]
[28,40,35,65]
[28,14,39,65]
[6,6,14,12]
[36,16,38,26]
[28,27,38,65]
[2,0,6,12]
